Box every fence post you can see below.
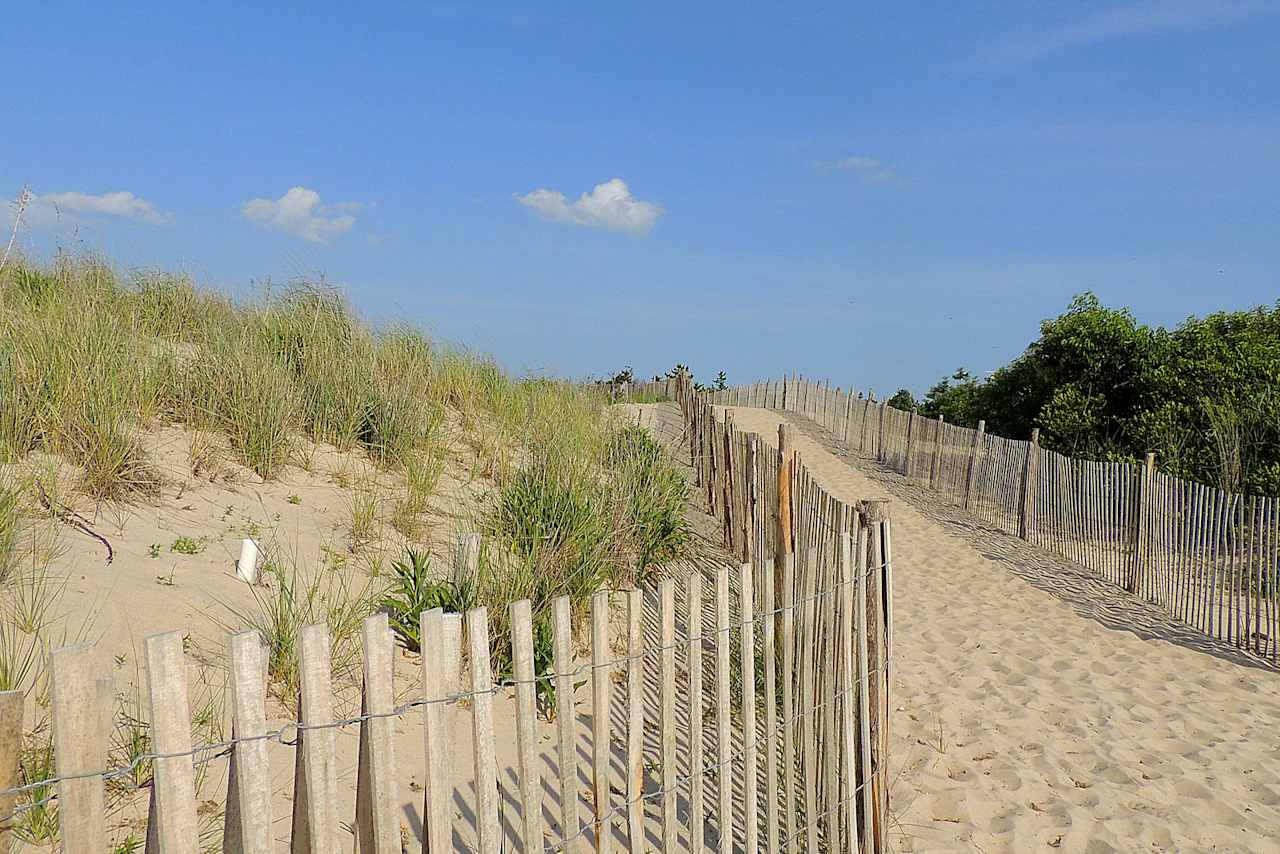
[225,631,273,854]
[510,600,543,854]
[145,631,199,853]
[453,533,481,588]
[876,400,887,462]
[963,420,986,511]
[1129,452,1157,595]
[353,613,399,854]
[1018,429,1041,540]
[843,388,855,443]
[722,413,736,552]
[859,499,891,853]
[860,392,874,453]
[745,434,758,564]
[0,691,21,850]
[658,578,678,852]
[51,643,108,853]
[929,415,945,490]
[775,424,794,670]
[292,624,339,853]
[903,411,917,479]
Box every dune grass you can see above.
[2,254,691,712]
[0,257,453,491]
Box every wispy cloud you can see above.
[517,178,662,235]
[241,186,357,243]
[25,190,172,226]
[975,0,1278,66]
[820,156,895,182]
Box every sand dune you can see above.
[721,406,1280,854]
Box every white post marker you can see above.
[237,538,259,583]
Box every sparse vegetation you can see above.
[170,535,205,555]
[220,556,376,706]
[380,548,475,652]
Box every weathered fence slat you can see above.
[144,631,198,853]
[739,563,759,854]
[52,643,108,853]
[420,608,453,854]
[591,591,613,854]
[468,607,500,854]
[510,599,543,853]
[659,578,679,852]
[292,623,338,854]
[354,613,399,854]
[551,595,580,846]
[687,570,706,854]
[626,588,646,853]
[225,631,272,854]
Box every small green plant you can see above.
[0,475,20,581]
[287,494,301,505]
[170,535,204,555]
[347,480,380,549]
[112,835,143,854]
[148,543,161,558]
[221,560,373,706]
[14,732,58,844]
[379,549,474,652]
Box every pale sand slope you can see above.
[722,406,1280,854]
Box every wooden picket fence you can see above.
[0,376,893,853]
[708,374,1279,663]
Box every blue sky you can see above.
[4,1,1278,396]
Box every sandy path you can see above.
[722,406,1280,854]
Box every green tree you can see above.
[919,368,981,427]
[887,388,916,410]
[916,293,1280,494]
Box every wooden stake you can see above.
[626,589,645,853]
[551,596,580,846]
[688,571,706,854]
[510,600,543,853]
[659,578,679,853]
[51,643,108,854]
[225,632,272,854]
[0,691,22,849]
[144,631,198,854]
[715,566,733,847]
[591,591,612,854]
[468,607,500,854]
[420,608,453,854]
[291,624,338,854]
[1018,429,1041,541]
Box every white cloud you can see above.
[517,178,662,235]
[241,186,357,243]
[977,0,1277,66]
[23,190,171,225]
[825,156,894,182]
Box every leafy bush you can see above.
[379,549,475,652]
[912,293,1280,495]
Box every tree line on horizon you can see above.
[888,293,1280,497]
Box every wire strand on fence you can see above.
[541,655,892,853]
[0,556,888,823]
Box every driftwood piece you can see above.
[36,480,113,563]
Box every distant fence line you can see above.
[706,375,1278,664]
[0,375,894,853]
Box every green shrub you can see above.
[379,549,475,652]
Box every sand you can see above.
[720,405,1280,853]
[9,401,1280,852]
